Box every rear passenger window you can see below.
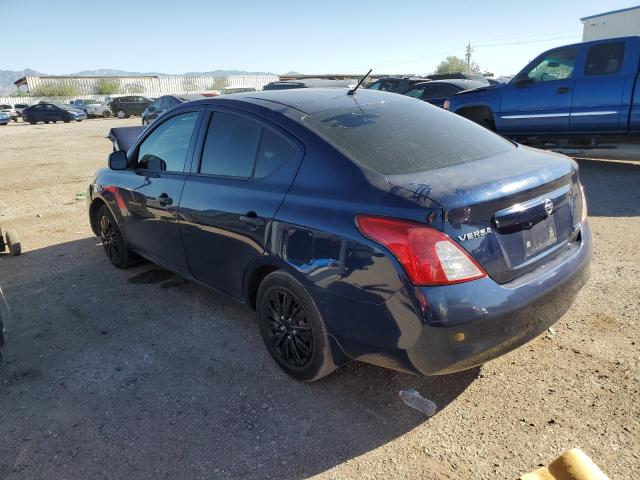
[199,112,262,177]
[585,42,625,76]
[254,129,296,178]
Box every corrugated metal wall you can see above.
[1,74,278,105]
[582,9,640,41]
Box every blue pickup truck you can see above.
[446,36,640,139]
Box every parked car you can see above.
[141,94,206,125]
[402,79,488,108]
[13,103,29,118]
[72,99,112,118]
[426,72,490,85]
[109,96,152,119]
[21,103,87,124]
[89,88,591,381]
[221,86,257,95]
[0,104,17,122]
[365,76,428,93]
[446,36,640,138]
[263,79,354,90]
[0,112,10,125]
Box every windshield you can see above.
[83,100,101,105]
[0,105,12,109]
[303,97,514,175]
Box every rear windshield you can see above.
[303,97,513,175]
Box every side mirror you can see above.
[109,150,128,170]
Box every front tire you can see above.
[103,110,111,118]
[257,271,337,382]
[116,110,128,119]
[97,205,133,269]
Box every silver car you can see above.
[72,99,112,118]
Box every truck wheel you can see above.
[116,110,128,119]
[5,230,21,256]
[103,111,111,118]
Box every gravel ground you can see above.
[0,119,638,479]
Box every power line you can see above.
[363,31,583,73]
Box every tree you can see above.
[96,78,121,95]
[435,56,480,75]
[32,82,79,97]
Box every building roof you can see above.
[580,5,640,21]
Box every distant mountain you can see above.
[0,68,45,95]
[0,68,279,95]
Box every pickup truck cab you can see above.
[447,36,640,137]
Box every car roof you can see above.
[189,88,395,115]
[408,79,487,89]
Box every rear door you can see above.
[118,108,202,272]
[571,40,628,132]
[180,107,303,298]
[499,46,578,133]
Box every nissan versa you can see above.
[88,89,592,381]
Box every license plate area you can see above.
[523,217,557,257]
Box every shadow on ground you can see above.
[0,237,478,479]
[576,158,640,217]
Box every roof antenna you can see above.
[347,69,372,96]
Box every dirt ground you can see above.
[0,119,638,480]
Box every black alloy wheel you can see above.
[99,212,120,264]
[97,205,132,269]
[257,271,337,381]
[263,288,314,368]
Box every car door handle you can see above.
[158,193,173,206]
[557,87,570,94]
[239,212,264,229]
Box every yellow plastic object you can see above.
[520,448,609,480]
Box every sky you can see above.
[1,0,638,76]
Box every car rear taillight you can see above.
[355,215,487,285]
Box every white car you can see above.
[0,104,17,122]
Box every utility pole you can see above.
[465,41,473,71]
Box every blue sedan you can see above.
[0,111,9,125]
[88,88,591,381]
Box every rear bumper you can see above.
[317,222,592,376]
[406,223,592,375]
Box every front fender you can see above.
[450,89,501,115]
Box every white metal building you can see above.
[581,5,640,41]
[12,74,278,98]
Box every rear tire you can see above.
[97,205,133,269]
[116,110,128,119]
[5,230,21,256]
[29,120,36,125]
[103,110,111,118]
[257,271,337,382]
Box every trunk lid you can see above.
[387,145,584,284]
